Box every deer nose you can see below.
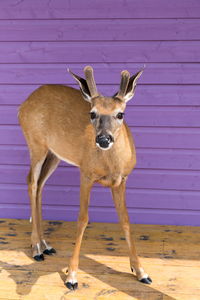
[96,134,113,149]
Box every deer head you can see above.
[68,66,143,150]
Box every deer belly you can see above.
[98,174,122,187]
[50,148,79,167]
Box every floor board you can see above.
[0,219,200,300]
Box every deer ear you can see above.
[68,68,92,103]
[123,69,144,102]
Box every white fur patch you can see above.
[90,107,97,113]
[66,271,78,284]
[137,267,149,280]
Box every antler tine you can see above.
[84,66,99,98]
[117,70,130,99]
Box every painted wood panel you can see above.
[0,64,199,85]
[0,19,200,41]
[1,84,200,106]
[0,1,199,225]
[0,0,199,19]
[0,41,199,63]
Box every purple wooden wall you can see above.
[0,0,200,225]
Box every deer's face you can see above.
[90,97,126,150]
[69,66,143,150]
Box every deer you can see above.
[18,66,152,290]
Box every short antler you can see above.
[84,66,99,98]
[116,70,130,100]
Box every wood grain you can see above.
[0,19,200,41]
[0,63,200,85]
[0,219,200,299]
[0,41,199,63]
[0,0,199,19]
[1,84,200,106]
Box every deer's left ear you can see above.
[123,69,144,102]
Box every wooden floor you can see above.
[0,220,200,300]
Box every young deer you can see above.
[18,66,152,290]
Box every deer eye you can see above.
[90,112,97,120]
[116,112,124,120]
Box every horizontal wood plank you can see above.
[1,84,200,106]
[0,41,199,63]
[0,0,199,19]
[133,127,200,150]
[0,63,200,85]
[0,19,200,41]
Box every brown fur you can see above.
[19,85,135,185]
[18,68,151,288]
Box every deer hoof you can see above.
[43,248,56,255]
[65,282,78,290]
[33,254,44,261]
[140,277,152,284]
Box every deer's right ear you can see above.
[68,69,92,103]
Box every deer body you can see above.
[18,67,152,290]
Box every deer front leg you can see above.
[65,174,92,290]
[111,180,152,284]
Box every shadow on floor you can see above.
[0,256,176,300]
[0,237,177,300]
[1,219,195,299]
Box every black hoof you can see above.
[65,282,78,290]
[140,277,152,284]
[33,254,44,261]
[43,248,56,255]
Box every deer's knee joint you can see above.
[28,181,37,193]
[78,219,88,227]
[121,221,130,232]
[78,215,88,228]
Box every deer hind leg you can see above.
[27,144,48,261]
[37,151,60,256]
[111,180,152,284]
[65,173,92,290]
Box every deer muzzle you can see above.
[96,134,114,150]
